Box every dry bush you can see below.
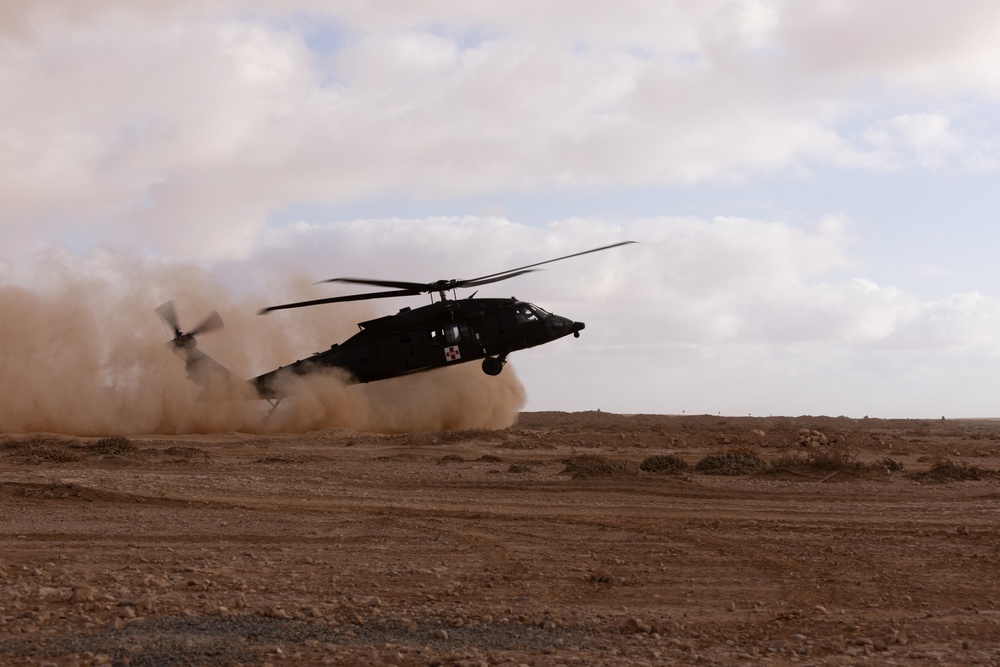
[877,456,905,473]
[768,447,872,477]
[2,435,82,463]
[507,463,531,474]
[910,458,994,483]
[561,455,639,479]
[91,435,136,456]
[639,454,690,474]
[695,445,765,476]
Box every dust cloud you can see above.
[0,251,526,436]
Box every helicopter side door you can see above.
[427,321,478,367]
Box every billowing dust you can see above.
[0,252,526,435]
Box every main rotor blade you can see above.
[265,241,636,312]
[462,269,538,288]
[466,241,637,285]
[318,277,431,291]
[259,288,422,314]
[190,310,223,336]
[155,300,180,333]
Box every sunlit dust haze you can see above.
[0,252,526,436]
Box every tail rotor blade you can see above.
[155,300,181,334]
[190,310,223,337]
[156,300,222,339]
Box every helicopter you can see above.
[157,241,635,414]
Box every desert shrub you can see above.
[3,435,82,463]
[561,455,639,479]
[438,454,465,464]
[507,463,531,473]
[877,456,905,473]
[27,445,80,463]
[799,448,866,474]
[91,435,136,456]
[768,448,869,477]
[639,454,690,474]
[695,445,765,476]
[910,459,994,482]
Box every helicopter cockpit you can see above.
[514,302,550,324]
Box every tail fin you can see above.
[180,347,252,401]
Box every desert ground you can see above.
[2,412,1000,666]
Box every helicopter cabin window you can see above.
[446,324,464,345]
[515,303,539,324]
[430,323,469,346]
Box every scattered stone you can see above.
[622,617,651,634]
[797,429,835,446]
[71,585,95,603]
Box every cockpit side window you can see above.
[529,303,551,318]
[514,303,538,324]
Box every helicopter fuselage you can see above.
[158,241,633,407]
[250,297,583,399]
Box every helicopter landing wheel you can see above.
[482,356,504,376]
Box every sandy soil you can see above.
[2,412,1000,666]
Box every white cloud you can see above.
[864,113,965,168]
[3,1,1000,261]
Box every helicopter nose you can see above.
[545,315,585,340]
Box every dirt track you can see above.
[2,413,1000,666]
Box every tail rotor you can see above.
[156,301,223,351]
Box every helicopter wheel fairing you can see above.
[482,356,504,376]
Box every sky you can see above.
[3,0,1000,422]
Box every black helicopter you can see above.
[157,241,634,412]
